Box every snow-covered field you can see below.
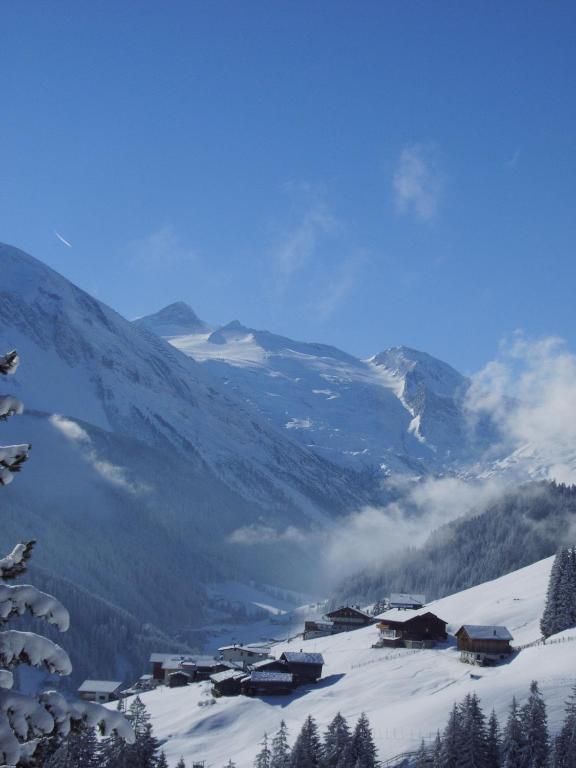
[130,556,575,767]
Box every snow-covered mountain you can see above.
[134,557,574,767]
[136,305,495,476]
[0,243,373,527]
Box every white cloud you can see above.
[315,257,360,320]
[50,414,90,443]
[322,476,503,580]
[229,523,307,545]
[466,334,576,482]
[393,143,442,222]
[127,225,198,270]
[50,414,148,495]
[273,206,337,281]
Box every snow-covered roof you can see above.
[281,652,324,665]
[250,658,287,670]
[186,656,221,667]
[457,625,513,641]
[210,669,245,684]
[326,606,373,620]
[389,594,426,605]
[150,653,194,664]
[168,671,191,679]
[78,680,123,694]
[218,645,269,654]
[247,671,293,684]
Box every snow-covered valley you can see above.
[129,557,575,767]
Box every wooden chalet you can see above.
[455,625,513,666]
[78,680,123,703]
[241,670,295,696]
[324,606,376,632]
[210,669,245,697]
[303,620,335,640]
[279,652,324,684]
[388,593,426,611]
[376,612,448,649]
[149,653,195,682]
[168,671,191,688]
[181,657,229,682]
[249,658,290,674]
[218,644,271,668]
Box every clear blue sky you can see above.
[2,1,575,373]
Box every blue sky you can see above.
[2,1,575,373]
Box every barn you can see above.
[78,680,123,703]
[279,652,324,684]
[168,671,191,688]
[241,670,295,696]
[210,669,245,697]
[455,625,514,665]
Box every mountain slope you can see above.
[128,557,575,767]
[136,305,492,475]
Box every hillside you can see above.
[337,481,576,605]
[129,557,575,766]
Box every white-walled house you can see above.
[78,680,124,703]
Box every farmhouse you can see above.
[388,593,426,610]
[241,670,294,696]
[324,606,376,632]
[210,669,245,697]
[218,644,271,667]
[455,625,514,666]
[149,653,195,682]
[168,671,191,688]
[280,652,324,684]
[303,620,335,640]
[78,680,123,703]
[376,611,448,648]
[181,657,229,681]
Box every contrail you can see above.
[54,230,72,248]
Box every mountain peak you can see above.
[135,302,210,337]
[371,346,466,399]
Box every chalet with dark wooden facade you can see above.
[149,653,195,682]
[376,612,448,649]
[388,593,426,611]
[279,652,324,684]
[241,670,295,696]
[455,625,513,666]
[324,606,376,632]
[210,669,245,697]
[168,671,191,688]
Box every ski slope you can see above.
[133,556,575,767]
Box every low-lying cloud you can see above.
[50,414,148,495]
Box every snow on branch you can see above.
[0,631,72,676]
[0,352,19,377]
[0,542,35,582]
[0,584,69,632]
[40,691,135,743]
[0,445,31,486]
[0,397,23,422]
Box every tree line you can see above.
[253,711,378,768]
[413,680,576,768]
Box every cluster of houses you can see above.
[77,595,515,703]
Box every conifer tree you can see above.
[459,693,490,768]
[487,710,502,768]
[441,703,462,768]
[336,712,378,768]
[502,698,525,768]
[176,758,187,768]
[541,547,576,638]
[224,761,237,768]
[415,739,428,768]
[255,733,272,768]
[44,726,99,768]
[520,681,550,767]
[156,752,168,768]
[322,712,351,767]
[431,732,443,768]
[271,720,291,768]
[290,715,323,768]
[553,683,576,768]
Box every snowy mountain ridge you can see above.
[136,304,495,475]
